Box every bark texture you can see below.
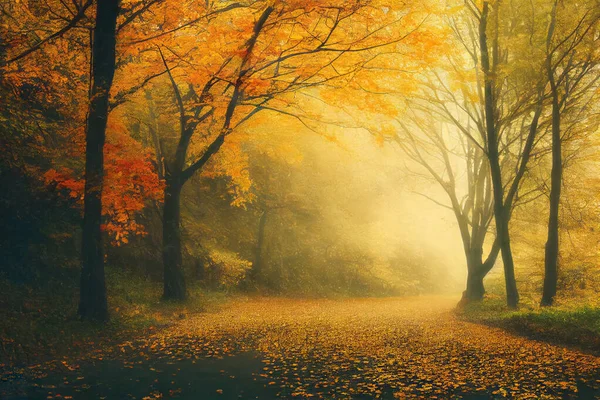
[79,0,120,321]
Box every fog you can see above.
[3,0,598,317]
[229,110,467,295]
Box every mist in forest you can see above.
[168,109,467,297]
[1,0,599,315]
[3,0,599,303]
[3,1,600,398]
[238,118,467,295]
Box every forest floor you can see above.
[1,296,600,399]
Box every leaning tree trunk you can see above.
[162,178,187,300]
[78,0,120,321]
[479,1,519,309]
[541,71,562,306]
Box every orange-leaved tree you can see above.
[124,0,431,300]
[0,0,194,319]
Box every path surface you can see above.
[1,297,600,399]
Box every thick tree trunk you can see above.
[479,1,519,309]
[463,237,501,302]
[162,178,187,300]
[464,246,485,301]
[542,220,560,306]
[465,268,485,301]
[542,75,562,307]
[78,0,120,321]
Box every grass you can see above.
[0,268,231,367]
[458,294,600,354]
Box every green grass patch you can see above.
[0,268,230,367]
[458,295,600,354]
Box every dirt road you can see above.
[2,296,599,399]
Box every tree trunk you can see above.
[542,68,562,307]
[162,178,187,300]
[251,209,268,282]
[497,217,519,308]
[464,247,485,301]
[489,153,520,308]
[465,268,485,301]
[479,1,519,309]
[78,0,120,321]
[195,257,206,282]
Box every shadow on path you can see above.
[2,352,279,399]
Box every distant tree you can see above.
[408,0,558,307]
[396,113,499,301]
[247,162,313,285]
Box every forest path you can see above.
[2,296,600,399]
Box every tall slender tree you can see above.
[439,0,549,307]
[78,0,121,321]
[541,0,600,306]
[1,0,190,319]
[478,0,520,308]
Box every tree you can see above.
[395,112,499,301]
[541,0,600,306]
[467,0,553,308]
[478,0,519,308]
[77,0,121,321]
[143,0,425,300]
[407,0,555,307]
[154,6,275,300]
[1,0,180,319]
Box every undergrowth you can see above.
[0,268,230,367]
[458,294,600,354]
